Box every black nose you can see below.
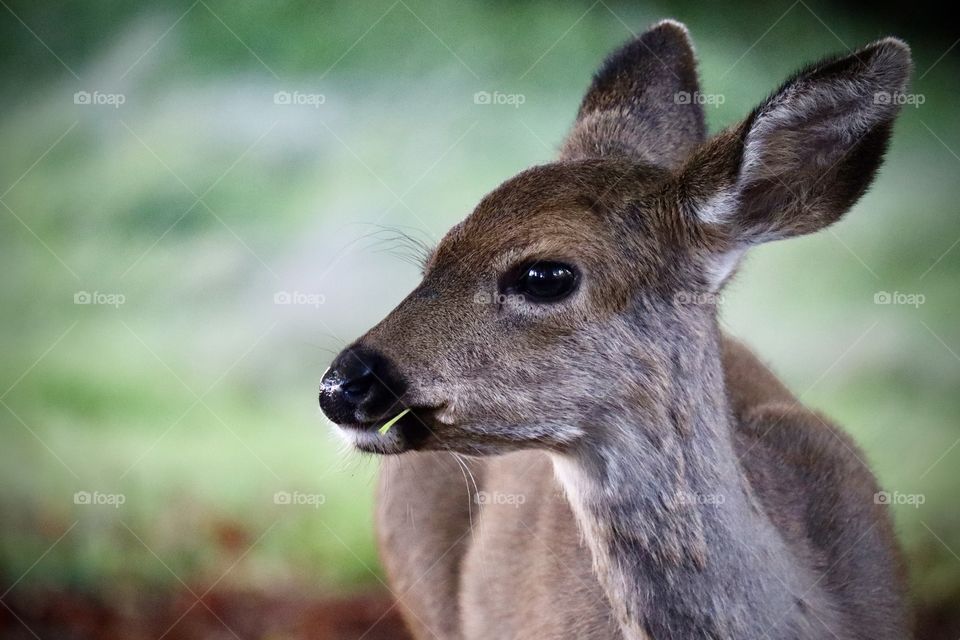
[319,346,405,427]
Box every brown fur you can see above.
[377,339,909,638]
[319,19,913,639]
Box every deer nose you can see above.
[319,346,405,427]
[339,358,375,401]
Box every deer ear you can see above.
[561,20,706,168]
[681,38,911,288]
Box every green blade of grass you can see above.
[378,408,411,435]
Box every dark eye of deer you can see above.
[516,262,577,302]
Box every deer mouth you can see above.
[340,406,441,454]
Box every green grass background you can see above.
[1,0,958,615]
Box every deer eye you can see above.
[513,261,578,303]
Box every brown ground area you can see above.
[2,587,957,639]
[1,588,413,640]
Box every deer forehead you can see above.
[426,160,677,276]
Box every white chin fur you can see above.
[334,424,405,454]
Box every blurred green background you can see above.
[1,0,958,637]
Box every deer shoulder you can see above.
[725,337,910,637]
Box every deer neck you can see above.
[550,324,808,639]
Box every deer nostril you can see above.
[319,346,407,427]
[341,367,375,400]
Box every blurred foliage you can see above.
[0,0,958,621]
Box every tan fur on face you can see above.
[362,158,717,455]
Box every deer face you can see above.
[319,20,910,455]
[321,159,682,455]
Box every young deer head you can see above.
[319,21,910,459]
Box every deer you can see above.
[318,20,912,640]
